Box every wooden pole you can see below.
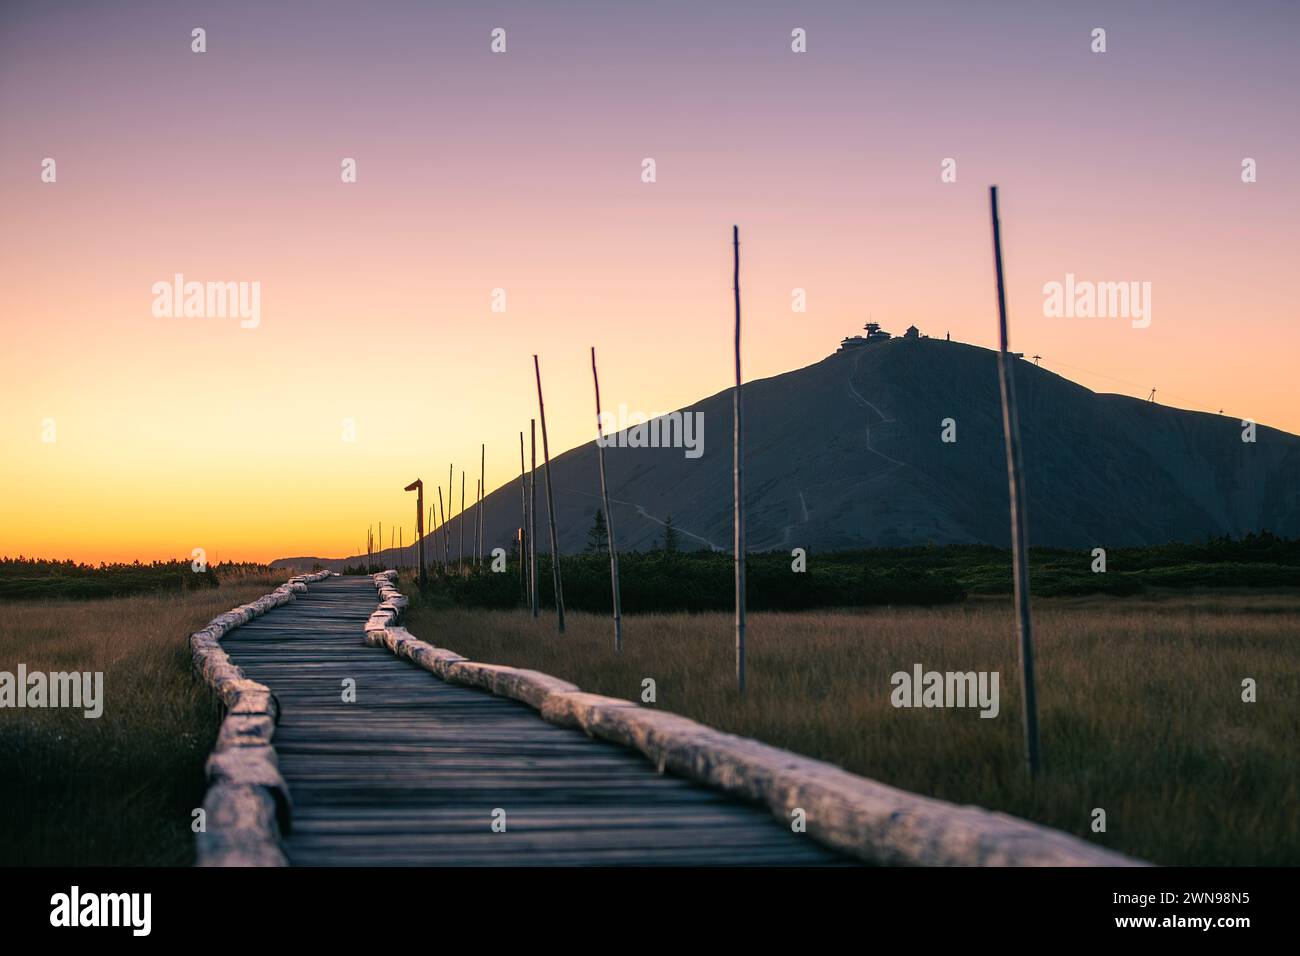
[732,224,746,694]
[591,346,623,652]
[462,468,473,567]
[379,521,382,569]
[519,430,528,600]
[990,184,1042,776]
[405,479,426,587]
[530,419,539,617]
[475,478,481,566]
[479,443,486,566]
[399,527,403,570]
[533,355,565,632]
[437,486,448,571]
[459,470,465,572]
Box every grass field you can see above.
[402,584,1300,866]
[4,563,1294,866]
[0,575,285,865]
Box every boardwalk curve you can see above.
[219,575,845,865]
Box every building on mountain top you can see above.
[838,322,893,351]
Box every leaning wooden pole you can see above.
[479,443,486,566]
[529,419,539,617]
[990,184,1042,776]
[591,346,623,652]
[437,486,448,571]
[533,355,565,633]
[446,464,454,569]
[518,430,528,600]
[732,224,747,694]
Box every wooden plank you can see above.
[219,576,848,867]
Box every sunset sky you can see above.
[2,0,1297,564]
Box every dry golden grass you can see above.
[5,570,1293,866]
[0,576,285,865]
[404,588,1300,865]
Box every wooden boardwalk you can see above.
[221,576,849,866]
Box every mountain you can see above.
[279,337,1300,570]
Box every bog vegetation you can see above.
[0,574,285,865]
[402,590,1300,866]
[352,529,1300,613]
[4,530,1295,865]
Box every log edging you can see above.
[190,569,335,866]
[366,572,1147,867]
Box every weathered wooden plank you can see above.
[355,573,1145,867]
[191,569,335,865]
[219,575,847,867]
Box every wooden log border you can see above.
[190,569,335,866]
[367,572,1146,867]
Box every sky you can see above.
[1,0,1297,563]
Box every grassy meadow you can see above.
[3,549,1294,867]
[402,584,1300,866]
[0,574,286,865]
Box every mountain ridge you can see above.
[275,338,1300,569]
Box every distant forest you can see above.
[352,531,1300,613]
[0,558,271,601]
[6,533,1297,605]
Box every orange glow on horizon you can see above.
[3,2,1297,564]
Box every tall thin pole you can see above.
[475,478,481,566]
[459,470,466,572]
[379,521,383,569]
[479,443,486,566]
[732,224,746,694]
[591,346,623,652]
[519,430,528,600]
[534,355,565,632]
[990,184,1042,776]
[437,486,448,571]
[529,419,538,617]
